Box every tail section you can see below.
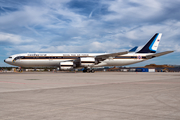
[137,33,162,53]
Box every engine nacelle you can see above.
[80,57,96,67]
[59,57,97,70]
[59,61,75,70]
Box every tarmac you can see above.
[0,72,180,120]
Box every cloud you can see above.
[0,6,48,26]
[0,32,35,45]
[102,0,180,24]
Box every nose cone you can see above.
[4,58,14,66]
[4,58,11,64]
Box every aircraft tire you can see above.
[91,69,95,73]
[83,69,87,73]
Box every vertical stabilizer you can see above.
[137,33,162,53]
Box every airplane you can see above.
[4,33,173,72]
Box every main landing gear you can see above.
[17,67,23,73]
[83,68,95,73]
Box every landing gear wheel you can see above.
[91,69,95,73]
[19,69,22,73]
[82,68,95,73]
[83,69,87,73]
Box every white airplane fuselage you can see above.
[4,53,150,68]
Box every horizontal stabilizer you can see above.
[146,51,174,59]
[96,51,128,59]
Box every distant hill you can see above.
[144,64,174,68]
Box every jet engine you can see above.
[59,57,97,70]
[59,61,75,70]
[80,57,96,67]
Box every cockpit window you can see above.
[14,56,25,60]
[8,57,12,58]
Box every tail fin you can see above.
[137,33,162,53]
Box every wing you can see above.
[146,51,174,59]
[95,51,128,60]
[96,46,137,60]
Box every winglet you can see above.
[129,46,138,52]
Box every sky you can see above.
[0,0,180,67]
